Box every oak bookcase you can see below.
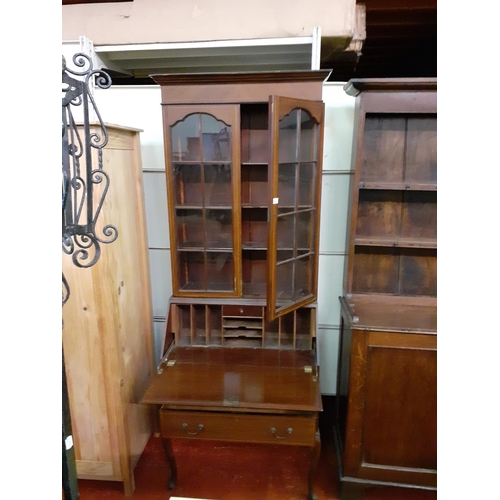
[334,79,437,498]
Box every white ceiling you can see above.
[94,35,319,78]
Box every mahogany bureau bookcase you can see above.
[140,70,331,500]
[333,78,437,499]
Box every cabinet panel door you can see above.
[164,105,241,297]
[267,96,324,320]
[343,329,437,487]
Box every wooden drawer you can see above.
[222,305,263,318]
[160,410,316,446]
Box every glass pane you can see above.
[206,252,234,291]
[297,211,314,251]
[174,164,202,206]
[178,251,205,291]
[276,261,294,303]
[278,110,298,163]
[276,212,295,252]
[276,249,294,264]
[172,114,200,161]
[294,255,312,300]
[171,111,237,294]
[298,162,316,208]
[299,110,318,162]
[269,101,322,317]
[205,209,233,249]
[204,164,232,206]
[277,163,296,212]
[176,209,204,248]
[201,114,231,162]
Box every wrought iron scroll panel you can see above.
[62,53,116,500]
[62,53,117,305]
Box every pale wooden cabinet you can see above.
[62,124,154,496]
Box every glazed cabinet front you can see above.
[164,105,242,297]
[268,96,324,320]
[163,97,324,321]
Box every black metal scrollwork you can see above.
[62,52,118,500]
[62,53,117,305]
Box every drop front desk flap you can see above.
[141,346,323,500]
[141,346,322,413]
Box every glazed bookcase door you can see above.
[164,105,242,297]
[267,96,325,320]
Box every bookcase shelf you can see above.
[359,182,437,191]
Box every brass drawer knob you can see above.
[181,423,204,436]
[270,427,293,439]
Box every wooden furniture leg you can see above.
[340,481,365,500]
[161,438,177,490]
[307,429,321,500]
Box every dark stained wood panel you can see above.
[323,0,437,81]
[363,344,437,470]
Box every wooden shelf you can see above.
[173,160,232,165]
[241,204,268,209]
[222,338,262,348]
[242,242,267,250]
[177,246,233,252]
[223,319,263,328]
[341,294,436,334]
[278,161,319,166]
[277,206,315,211]
[359,182,437,191]
[178,282,235,292]
[223,330,263,338]
[175,205,233,210]
[354,237,437,249]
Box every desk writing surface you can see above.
[141,347,322,412]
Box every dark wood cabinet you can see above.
[140,71,330,500]
[334,78,437,497]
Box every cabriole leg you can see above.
[161,437,177,490]
[307,429,321,500]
